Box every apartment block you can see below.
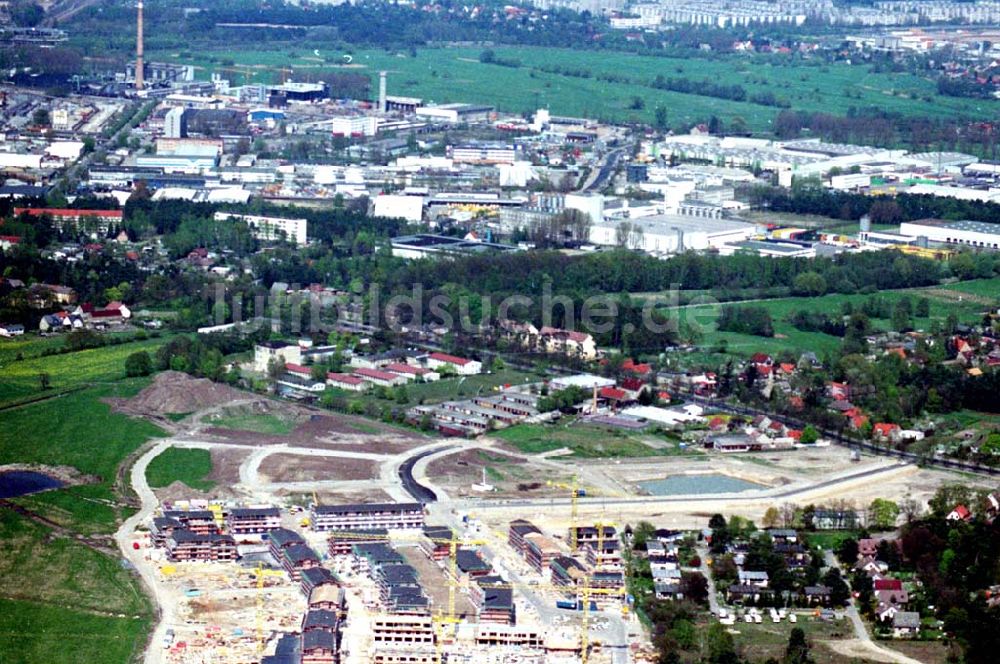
[311,503,424,532]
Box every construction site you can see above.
[110,372,981,664]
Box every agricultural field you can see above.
[155,45,1000,130]
[0,334,171,407]
[146,447,215,491]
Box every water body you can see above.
[0,471,64,499]
[639,473,763,496]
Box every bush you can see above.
[125,351,153,377]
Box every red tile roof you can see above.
[428,352,473,366]
[874,579,902,591]
[326,372,364,385]
[599,386,629,401]
[385,362,428,375]
[620,377,645,392]
[285,363,311,375]
[353,367,400,382]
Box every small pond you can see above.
[0,471,64,499]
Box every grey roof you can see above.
[229,506,279,519]
[164,509,214,521]
[908,218,1000,237]
[300,566,336,587]
[302,630,336,651]
[283,543,319,565]
[313,502,422,515]
[482,587,513,609]
[302,609,338,630]
[261,634,300,664]
[353,542,403,565]
[804,585,832,596]
[456,549,490,573]
[379,564,419,586]
[893,611,921,629]
[269,528,304,548]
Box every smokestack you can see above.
[378,71,387,114]
[136,1,144,91]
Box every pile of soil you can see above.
[122,371,251,416]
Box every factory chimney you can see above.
[135,1,145,91]
[378,71,387,114]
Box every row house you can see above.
[419,526,454,561]
[328,529,388,557]
[384,362,438,382]
[326,372,368,392]
[301,629,337,664]
[166,531,238,562]
[371,614,436,664]
[523,532,561,573]
[470,576,516,625]
[351,542,405,578]
[150,516,185,547]
[280,543,322,581]
[311,502,425,532]
[352,367,408,388]
[300,565,339,598]
[226,506,281,534]
[474,624,544,649]
[508,519,541,553]
[163,509,216,535]
[309,584,347,619]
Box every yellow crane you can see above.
[547,475,581,550]
[325,529,487,647]
[252,562,285,658]
[485,577,627,664]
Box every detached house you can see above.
[538,326,597,360]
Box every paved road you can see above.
[114,440,173,664]
[459,461,913,512]
[822,550,923,664]
[697,545,721,616]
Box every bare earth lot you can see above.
[258,453,379,483]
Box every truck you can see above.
[555,600,599,611]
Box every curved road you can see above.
[114,440,173,664]
[398,447,453,503]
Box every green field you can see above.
[496,420,701,458]
[146,447,215,491]
[2,380,166,534]
[407,369,536,404]
[208,411,299,435]
[0,335,170,406]
[0,510,152,664]
[671,285,989,357]
[156,45,1000,131]
[938,276,1000,300]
